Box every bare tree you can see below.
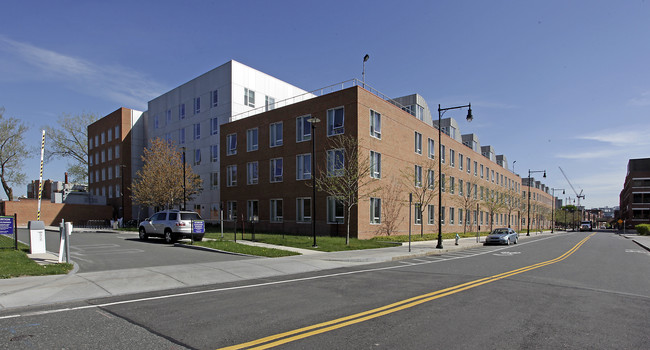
[0,107,29,200]
[503,185,521,229]
[377,176,405,236]
[315,135,377,245]
[454,178,480,236]
[482,184,505,232]
[400,157,442,237]
[131,138,203,210]
[44,112,98,183]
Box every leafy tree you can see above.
[0,107,29,200]
[315,135,377,245]
[401,157,440,237]
[44,112,98,183]
[131,138,203,210]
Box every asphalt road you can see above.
[16,228,254,272]
[2,231,648,349]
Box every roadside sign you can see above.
[0,216,14,235]
[192,220,205,234]
[618,219,623,224]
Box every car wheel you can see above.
[138,227,148,240]
[164,230,176,244]
[505,238,510,245]
[514,237,518,244]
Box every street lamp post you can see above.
[362,54,369,86]
[551,188,565,233]
[437,103,473,249]
[527,169,546,236]
[306,116,321,248]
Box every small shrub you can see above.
[635,224,650,235]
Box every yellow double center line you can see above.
[220,233,595,350]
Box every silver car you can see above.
[138,210,205,243]
[484,228,518,245]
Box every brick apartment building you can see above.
[220,83,554,239]
[88,107,144,220]
[619,157,650,227]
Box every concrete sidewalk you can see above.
[0,230,592,311]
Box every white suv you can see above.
[138,210,205,243]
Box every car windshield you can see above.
[181,212,202,220]
[491,229,508,235]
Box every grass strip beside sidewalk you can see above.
[204,232,397,252]
[0,236,73,279]
[191,239,300,257]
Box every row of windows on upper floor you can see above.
[88,183,122,200]
[89,125,120,150]
[89,165,122,184]
[151,88,277,129]
[89,144,120,166]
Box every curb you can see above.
[632,239,650,252]
[173,242,261,258]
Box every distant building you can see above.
[619,158,650,227]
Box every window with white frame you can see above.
[210,172,219,189]
[212,90,218,107]
[370,151,381,179]
[211,117,219,135]
[211,145,218,162]
[194,149,201,165]
[428,204,435,225]
[467,157,471,174]
[327,149,344,177]
[441,145,446,163]
[247,200,259,221]
[226,165,237,187]
[296,116,311,142]
[441,174,446,192]
[270,122,283,147]
[427,169,435,189]
[414,131,422,154]
[227,133,237,155]
[270,199,283,222]
[459,179,464,196]
[459,154,464,170]
[414,203,422,224]
[370,197,381,224]
[441,206,446,224]
[193,123,201,140]
[194,97,200,114]
[179,128,185,144]
[370,110,381,139]
[246,128,258,152]
[265,96,275,111]
[179,104,186,119]
[247,162,258,185]
[270,158,283,182]
[428,138,435,159]
[244,88,255,107]
[296,197,311,223]
[414,165,422,187]
[327,197,344,223]
[459,209,463,225]
[481,164,484,178]
[474,161,478,176]
[166,109,171,125]
[450,207,455,224]
[450,176,455,194]
[227,201,237,221]
[450,149,455,167]
[327,107,344,136]
[296,154,311,180]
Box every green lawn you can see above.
[370,231,488,243]
[204,232,398,252]
[191,239,300,257]
[0,236,73,279]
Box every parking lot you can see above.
[16,228,254,273]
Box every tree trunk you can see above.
[346,207,351,245]
[1,176,13,201]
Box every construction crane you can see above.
[559,166,585,209]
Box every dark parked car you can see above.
[484,228,518,245]
[138,210,205,243]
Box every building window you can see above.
[459,154,464,170]
[116,184,121,198]
[370,198,381,224]
[480,164,484,178]
[193,123,201,140]
[95,153,98,165]
[450,149,455,167]
[95,135,99,148]
[101,150,105,163]
[270,158,283,183]
[427,169,435,189]
[108,186,113,199]
[441,174,446,192]
[327,149,344,177]
[212,90,218,107]
[270,122,283,147]
[211,145,218,162]
[108,148,112,161]
[107,129,112,142]
[210,172,219,190]
[441,206,446,225]
[247,128,258,152]
[327,197,344,223]
[414,132,422,154]
[101,168,106,181]
[101,132,106,144]
[244,88,255,107]
[296,154,311,180]
[226,165,237,187]
[227,133,237,155]
[194,97,200,114]
[370,110,381,139]
[179,104,186,119]
[296,115,312,142]
[459,179,464,196]
[297,198,311,223]
[265,96,275,111]
[370,151,381,179]
[247,162,258,185]
[428,138,435,159]
[211,117,219,135]
[327,107,344,136]
[247,200,259,221]
[194,149,201,165]
[270,199,283,222]
[414,165,422,187]
[441,145,446,163]
[428,205,435,225]
[89,155,94,166]
[166,109,172,125]
[115,145,120,158]
[414,203,422,224]
[459,209,463,225]
[89,138,93,150]
[115,165,120,178]
[450,207,455,225]
[450,176,455,194]
[179,128,185,144]
[108,167,113,180]
[467,157,471,174]
[474,161,478,176]
[154,115,160,129]
[227,201,237,221]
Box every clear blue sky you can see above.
[2,0,648,208]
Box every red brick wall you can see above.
[1,199,114,226]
